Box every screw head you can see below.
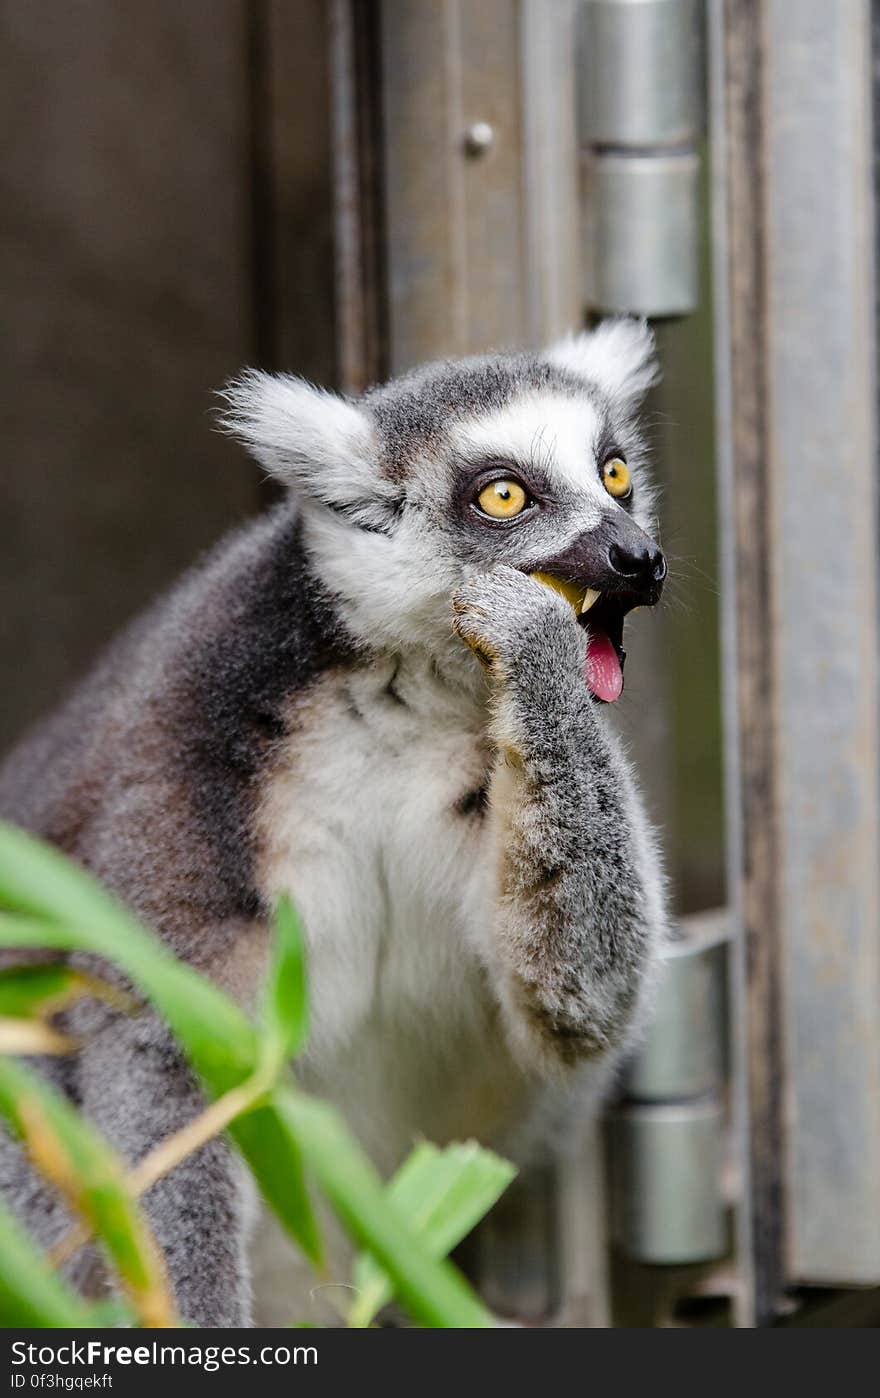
[463,121,494,157]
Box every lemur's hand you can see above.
[451,565,588,697]
[455,565,658,1074]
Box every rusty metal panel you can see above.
[378,0,530,370]
[519,0,581,344]
[763,0,880,1286]
[710,0,773,1325]
[716,0,880,1301]
[714,0,880,1314]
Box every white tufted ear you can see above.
[218,371,384,508]
[545,319,659,406]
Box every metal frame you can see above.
[713,0,880,1317]
[350,0,880,1326]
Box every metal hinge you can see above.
[578,0,703,317]
[608,910,729,1264]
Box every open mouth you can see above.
[530,572,634,704]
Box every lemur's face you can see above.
[222,320,664,701]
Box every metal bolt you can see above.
[463,121,494,157]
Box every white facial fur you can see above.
[449,390,611,530]
[299,501,471,671]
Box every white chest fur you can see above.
[255,655,527,1169]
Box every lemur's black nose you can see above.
[608,539,667,590]
[528,516,666,608]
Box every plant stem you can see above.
[49,1071,270,1270]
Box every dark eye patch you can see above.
[452,455,555,521]
[594,429,627,471]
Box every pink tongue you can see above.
[585,629,623,703]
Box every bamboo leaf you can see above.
[0,823,257,1090]
[86,1297,136,1326]
[0,964,75,1019]
[0,825,322,1267]
[349,1140,515,1326]
[0,1203,96,1327]
[274,1088,495,1329]
[260,894,309,1071]
[0,1058,177,1326]
[0,826,504,1326]
[0,962,139,1022]
[0,912,323,1266]
[0,909,257,1092]
[229,1103,323,1267]
[0,819,147,938]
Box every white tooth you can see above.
[580,588,601,615]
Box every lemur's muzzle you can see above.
[528,517,666,704]
[535,516,666,610]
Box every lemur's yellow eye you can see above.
[476,479,529,519]
[602,457,632,500]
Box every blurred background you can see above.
[1,0,878,1326]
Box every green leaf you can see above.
[229,1103,323,1267]
[260,895,309,1071]
[0,824,322,1267]
[0,962,137,1021]
[0,824,257,1090]
[86,1297,136,1326]
[0,963,76,1019]
[0,825,503,1326]
[0,818,148,932]
[0,1057,177,1327]
[0,915,322,1265]
[0,1202,96,1327]
[0,910,255,1092]
[349,1140,515,1326]
[273,1088,495,1329]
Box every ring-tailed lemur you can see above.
[0,319,668,1326]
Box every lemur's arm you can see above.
[453,566,666,1075]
